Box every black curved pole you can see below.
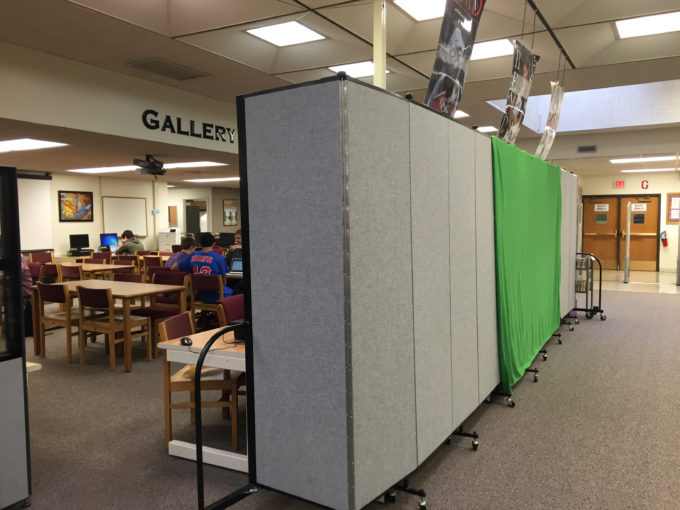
[193,323,245,510]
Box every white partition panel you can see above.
[449,122,480,428]
[475,135,500,401]
[409,104,453,464]
[346,83,418,508]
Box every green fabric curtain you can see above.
[492,137,562,393]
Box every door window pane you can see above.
[595,213,608,224]
[633,213,645,224]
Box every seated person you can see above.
[173,232,233,302]
[225,229,243,295]
[115,229,144,255]
[164,236,196,267]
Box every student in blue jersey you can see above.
[172,232,233,302]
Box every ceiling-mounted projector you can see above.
[133,154,166,176]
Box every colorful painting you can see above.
[59,190,93,222]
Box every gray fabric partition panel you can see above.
[244,81,351,510]
[409,104,454,464]
[474,134,501,401]
[345,82,418,509]
[449,121,480,429]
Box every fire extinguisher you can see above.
[661,231,668,247]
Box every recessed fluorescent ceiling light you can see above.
[477,126,498,133]
[246,21,324,47]
[164,161,227,169]
[167,184,176,188]
[611,155,677,164]
[471,39,514,60]
[453,110,470,119]
[615,11,680,39]
[183,177,240,183]
[620,168,677,173]
[328,61,390,78]
[67,165,139,174]
[394,0,445,21]
[0,138,67,153]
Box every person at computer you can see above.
[224,229,243,295]
[164,236,196,268]
[171,232,234,301]
[115,230,144,255]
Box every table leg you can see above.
[123,299,132,372]
[178,288,187,313]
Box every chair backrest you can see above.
[159,312,194,342]
[27,261,42,280]
[147,266,172,281]
[82,258,96,264]
[116,255,137,263]
[114,258,135,266]
[30,251,53,263]
[77,286,113,320]
[136,250,151,256]
[92,252,112,262]
[153,270,189,286]
[111,265,134,274]
[217,294,244,325]
[37,282,67,305]
[60,265,83,281]
[113,272,143,283]
[143,256,162,268]
[190,273,223,292]
[171,244,181,253]
[39,263,61,282]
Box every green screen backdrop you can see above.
[492,137,562,393]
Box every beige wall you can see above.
[580,172,680,271]
[212,187,241,233]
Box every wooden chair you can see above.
[216,294,245,326]
[38,263,61,283]
[159,312,240,450]
[91,252,112,263]
[142,256,162,281]
[29,251,54,263]
[146,265,172,284]
[36,282,79,361]
[136,250,151,256]
[77,286,152,370]
[171,244,181,253]
[60,265,84,282]
[115,255,138,271]
[189,274,224,325]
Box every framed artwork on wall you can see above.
[58,190,93,222]
[667,192,680,224]
[223,199,238,226]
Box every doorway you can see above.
[582,195,660,271]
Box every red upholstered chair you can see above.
[77,286,152,370]
[147,266,172,284]
[92,252,112,263]
[171,244,181,253]
[30,251,54,263]
[81,258,96,264]
[189,274,224,325]
[60,265,84,282]
[136,250,151,256]
[159,312,241,449]
[113,272,142,283]
[36,282,79,361]
[38,263,61,283]
[27,261,42,282]
[217,294,245,326]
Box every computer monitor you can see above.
[69,234,90,250]
[218,232,235,248]
[100,232,118,249]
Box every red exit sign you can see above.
[614,180,625,189]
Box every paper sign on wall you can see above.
[594,204,609,212]
[631,203,647,212]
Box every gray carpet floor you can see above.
[21,290,680,509]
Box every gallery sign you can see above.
[141,109,236,144]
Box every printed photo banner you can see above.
[498,41,540,144]
[535,81,564,160]
[424,0,486,118]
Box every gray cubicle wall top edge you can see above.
[344,81,418,509]
[244,79,352,510]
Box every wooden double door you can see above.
[582,195,660,271]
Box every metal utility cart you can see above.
[574,252,606,320]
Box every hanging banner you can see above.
[498,41,540,144]
[424,0,486,118]
[535,81,564,160]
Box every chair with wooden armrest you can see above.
[36,282,79,361]
[38,263,61,283]
[91,252,112,263]
[159,312,240,450]
[60,264,84,282]
[216,294,245,326]
[189,274,224,326]
[76,286,152,370]
[29,251,54,264]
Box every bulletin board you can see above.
[667,192,680,224]
[102,196,148,237]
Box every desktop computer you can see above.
[68,233,93,256]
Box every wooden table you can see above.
[55,256,85,263]
[61,263,132,279]
[225,273,243,280]
[36,280,187,371]
[158,328,247,472]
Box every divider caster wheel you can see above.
[575,319,580,324]
[385,490,397,504]
[542,352,548,361]
[472,438,479,450]
[586,312,593,319]
[600,315,606,321]
[445,436,452,445]
[533,373,538,383]
[569,325,574,331]
[557,337,562,344]
[506,397,515,407]
[418,497,427,509]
